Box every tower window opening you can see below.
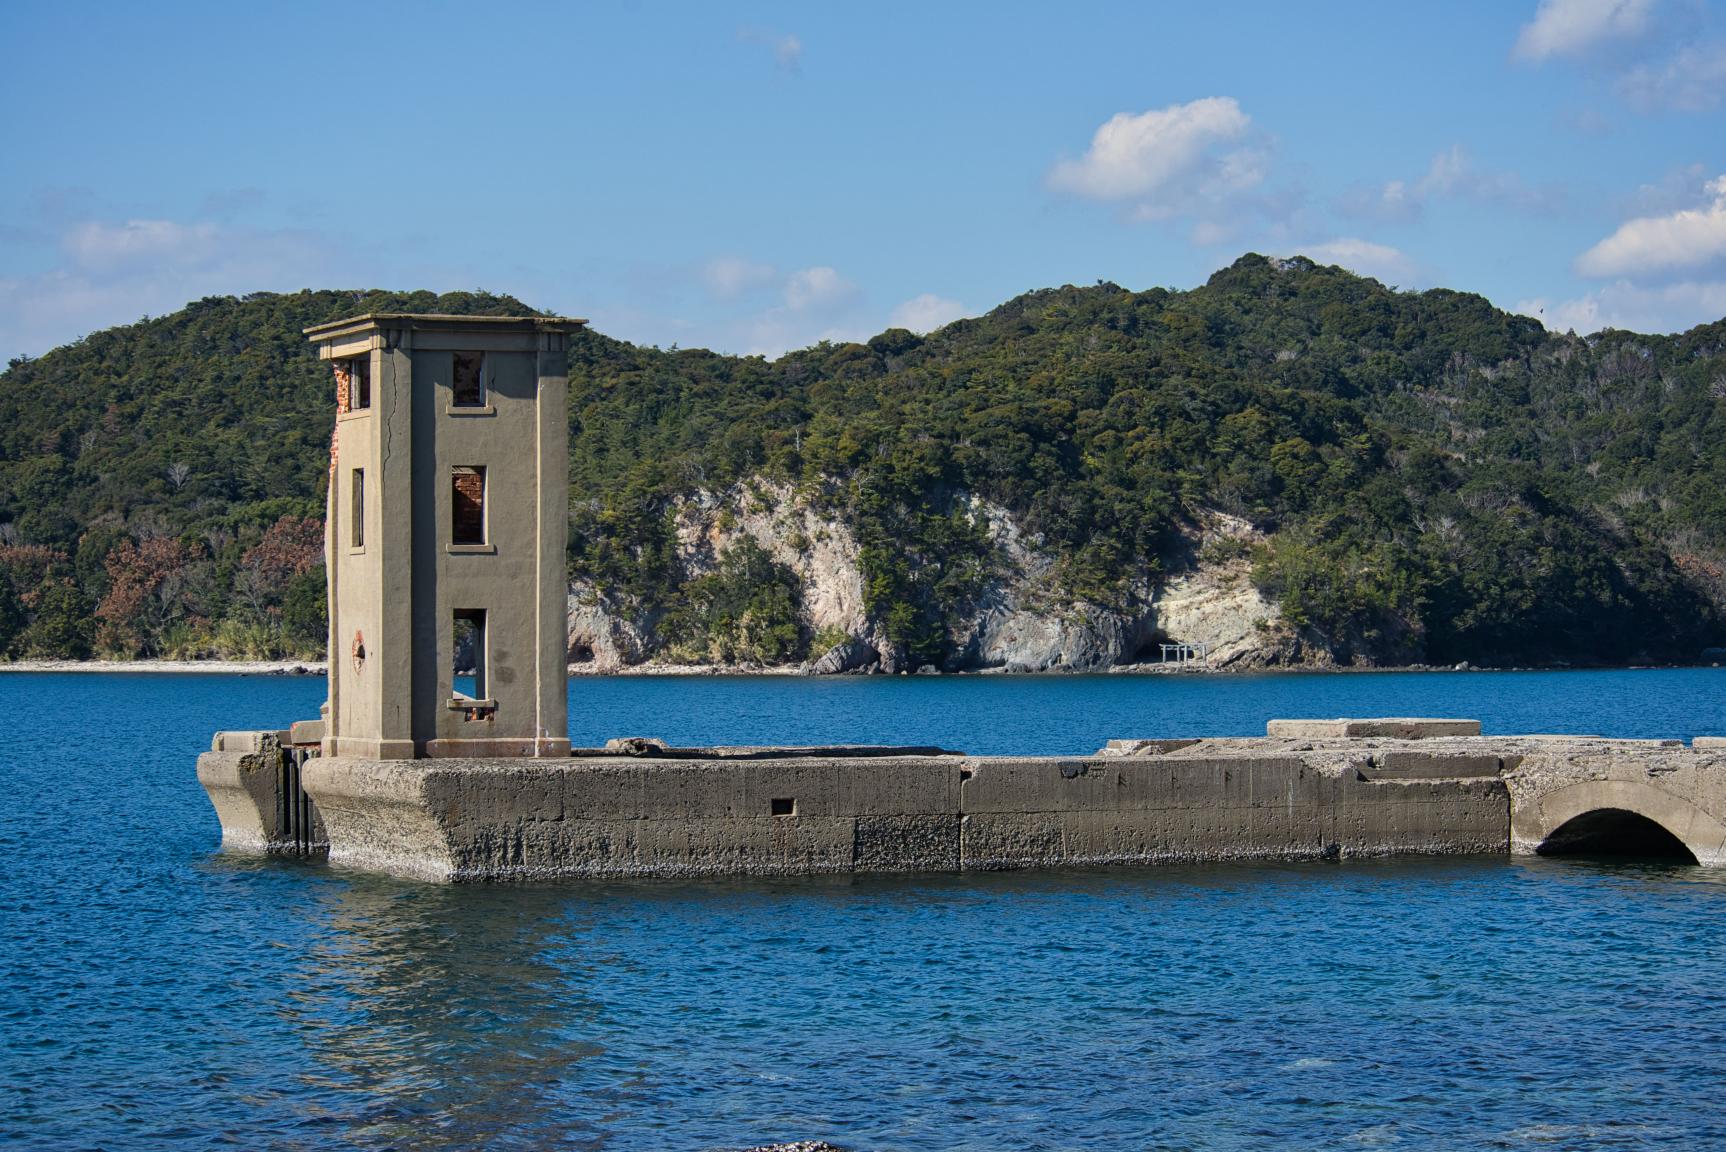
[452,352,486,407]
[452,466,486,544]
[350,468,364,548]
[452,609,490,708]
[337,355,370,410]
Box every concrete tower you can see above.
[307,313,583,759]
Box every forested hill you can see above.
[2,256,1725,668]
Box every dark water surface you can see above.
[4,668,1726,1150]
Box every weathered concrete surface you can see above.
[302,753,963,882]
[1266,718,1482,739]
[197,731,327,855]
[205,719,1726,881]
[956,752,1506,869]
[1505,742,1726,865]
[292,729,1519,882]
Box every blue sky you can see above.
[2,0,1724,361]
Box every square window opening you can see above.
[453,609,488,704]
[770,797,796,817]
[350,468,364,548]
[452,352,486,408]
[452,466,486,545]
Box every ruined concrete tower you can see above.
[306,313,583,758]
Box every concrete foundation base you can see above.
[197,731,327,856]
[198,720,1726,882]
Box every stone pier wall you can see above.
[200,721,1726,883]
[269,731,1509,882]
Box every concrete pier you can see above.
[197,718,1726,882]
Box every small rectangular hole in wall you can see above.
[770,797,795,817]
[453,609,489,707]
[452,352,486,407]
[353,356,370,409]
[350,468,364,548]
[451,466,486,544]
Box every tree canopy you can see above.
[3,259,1724,666]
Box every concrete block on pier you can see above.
[1266,718,1482,739]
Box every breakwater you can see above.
[198,719,1726,882]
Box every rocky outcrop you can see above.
[1147,511,1281,668]
[674,481,867,637]
[955,603,1154,672]
[566,482,1293,673]
[566,586,654,671]
[803,637,878,675]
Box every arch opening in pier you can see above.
[1536,808,1699,863]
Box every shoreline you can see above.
[0,659,327,675]
[0,658,1711,677]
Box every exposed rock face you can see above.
[566,586,653,671]
[960,604,1155,672]
[566,482,1292,673]
[1149,511,1281,668]
[804,637,879,675]
[674,481,868,637]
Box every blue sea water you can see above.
[3,667,1726,1150]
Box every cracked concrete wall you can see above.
[309,315,577,761]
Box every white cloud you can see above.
[701,256,777,301]
[732,265,867,357]
[1291,239,1421,285]
[63,219,225,267]
[1517,279,1726,333]
[783,265,857,311]
[1048,97,1260,215]
[0,216,355,361]
[1577,175,1726,276]
[888,293,966,334]
[1514,0,1655,61]
[1337,146,1559,222]
[1335,178,1422,224]
[1619,43,1726,111]
[1624,163,1714,214]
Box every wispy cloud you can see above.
[1336,146,1562,223]
[1517,279,1726,333]
[1619,42,1726,110]
[0,216,356,361]
[701,256,778,302]
[1514,0,1655,62]
[1577,174,1726,276]
[888,293,966,334]
[1287,238,1422,285]
[731,265,867,356]
[738,26,803,73]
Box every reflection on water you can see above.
[286,881,609,1149]
[4,670,1726,1150]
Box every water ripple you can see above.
[3,671,1726,1149]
